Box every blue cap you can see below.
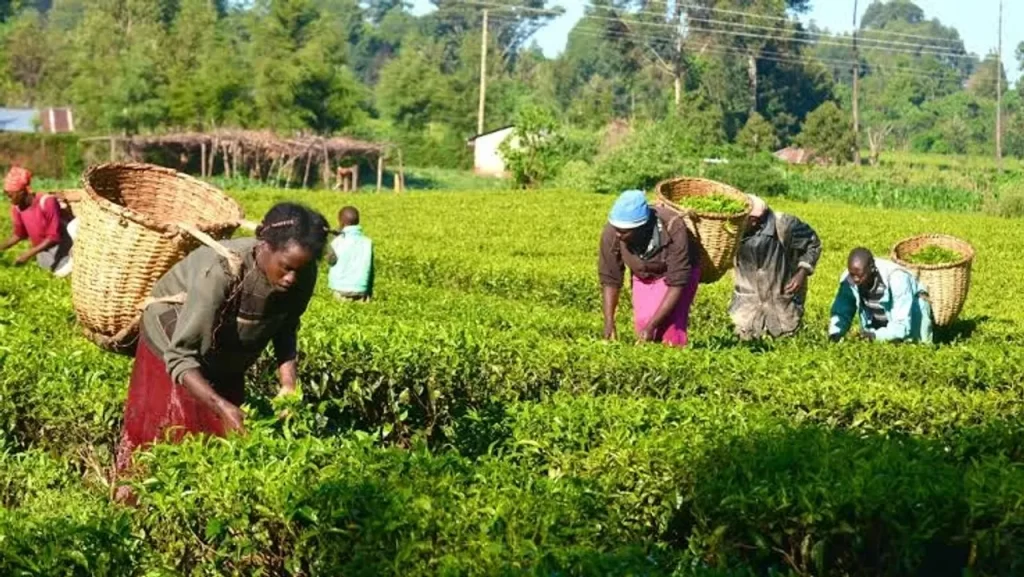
[608,189,650,229]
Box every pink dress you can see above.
[631,268,701,347]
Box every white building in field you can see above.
[467,125,516,178]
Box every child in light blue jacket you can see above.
[327,206,374,302]
[829,247,933,343]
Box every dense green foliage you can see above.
[1,188,1024,574]
[2,0,1021,172]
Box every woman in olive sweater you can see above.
[115,202,328,500]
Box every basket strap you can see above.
[177,222,244,279]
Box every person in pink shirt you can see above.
[1,166,78,277]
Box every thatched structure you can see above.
[83,130,403,191]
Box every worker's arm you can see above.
[15,196,63,266]
[640,285,684,341]
[272,265,315,396]
[783,216,822,294]
[828,279,857,341]
[179,369,245,433]
[14,238,58,265]
[640,217,693,339]
[872,272,914,342]
[164,261,239,429]
[598,226,624,340]
[0,235,21,252]
[601,285,620,340]
[788,217,823,274]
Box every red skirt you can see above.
[115,336,244,475]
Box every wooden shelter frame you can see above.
[82,130,405,192]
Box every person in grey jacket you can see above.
[730,194,822,341]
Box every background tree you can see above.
[737,112,780,153]
[797,101,856,165]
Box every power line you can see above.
[580,1,967,47]
[550,23,963,81]
[461,1,975,61]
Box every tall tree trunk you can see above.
[747,53,758,112]
[674,5,685,109]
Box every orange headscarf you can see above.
[3,166,32,194]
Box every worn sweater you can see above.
[140,237,317,385]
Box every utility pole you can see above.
[477,9,489,136]
[852,0,860,165]
[996,0,1003,172]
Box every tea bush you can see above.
[0,188,1022,574]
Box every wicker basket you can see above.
[890,234,974,328]
[654,177,752,284]
[71,163,245,354]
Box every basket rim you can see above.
[890,233,975,271]
[654,176,752,219]
[82,162,245,234]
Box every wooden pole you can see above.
[851,0,860,165]
[376,155,383,192]
[397,148,405,193]
[200,142,207,177]
[477,9,488,136]
[109,137,116,162]
[996,0,1003,172]
[321,143,330,189]
[302,150,313,189]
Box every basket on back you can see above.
[71,163,245,354]
[654,177,751,284]
[890,234,974,328]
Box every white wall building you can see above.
[467,126,516,177]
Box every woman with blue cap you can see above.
[598,189,701,346]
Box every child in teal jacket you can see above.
[327,206,374,302]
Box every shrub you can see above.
[797,101,856,166]
[704,157,789,198]
[589,103,727,194]
[735,113,780,153]
[499,104,567,189]
[984,182,1024,218]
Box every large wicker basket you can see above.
[654,177,752,284]
[71,163,246,354]
[890,234,974,328]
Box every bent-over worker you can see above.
[730,194,822,340]
[115,202,329,500]
[1,167,78,277]
[829,247,933,344]
[599,189,701,347]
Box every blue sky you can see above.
[410,0,1022,85]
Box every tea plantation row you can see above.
[0,190,1023,575]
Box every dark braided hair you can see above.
[255,202,329,260]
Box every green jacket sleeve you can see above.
[164,258,232,385]
[828,279,857,338]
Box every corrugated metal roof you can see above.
[0,108,39,133]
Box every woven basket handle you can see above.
[177,222,244,280]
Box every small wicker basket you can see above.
[890,234,974,328]
[654,177,751,284]
[71,163,246,354]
